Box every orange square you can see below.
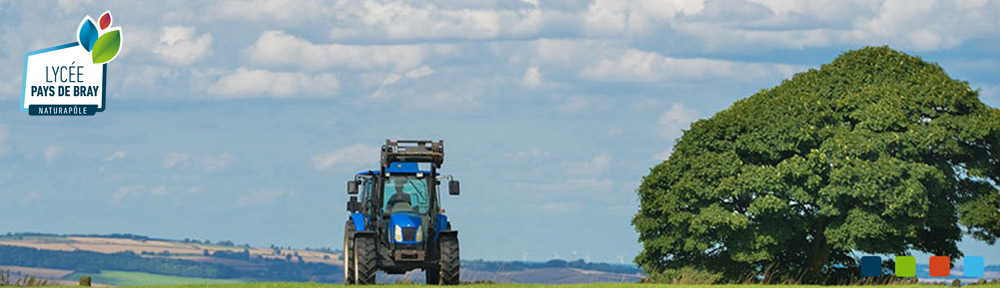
[929,256,950,277]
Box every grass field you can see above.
[95,283,1000,288]
[62,271,243,286]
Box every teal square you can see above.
[964,256,984,278]
[860,256,882,277]
[895,256,916,277]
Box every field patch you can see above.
[63,270,244,286]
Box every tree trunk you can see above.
[807,231,830,277]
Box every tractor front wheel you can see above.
[343,221,355,285]
[353,234,377,285]
[439,234,460,285]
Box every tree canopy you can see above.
[633,46,1000,283]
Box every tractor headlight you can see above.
[394,225,403,242]
[415,226,422,242]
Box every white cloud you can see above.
[111,185,142,204]
[0,125,9,156]
[981,85,1000,108]
[122,65,179,91]
[540,202,570,214]
[237,188,294,207]
[152,26,213,65]
[214,0,332,23]
[556,96,597,113]
[532,38,614,66]
[584,0,706,37]
[738,1,994,51]
[632,98,662,111]
[563,154,612,177]
[162,152,190,169]
[848,0,999,51]
[56,0,94,13]
[19,191,41,206]
[565,177,614,192]
[654,103,700,160]
[507,147,551,160]
[371,65,435,99]
[150,186,169,196]
[109,185,175,203]
[207,67,339,98]
[104,150,127,162]
[581,49,796,82]
[246,30,439,71]
[404,65,435,79]
[328,1,542,41]
[521,65,542,89]
[580,0,998,53]
[311,144,381,170]
[44,145,62,164]
[161,152,236,172]
[201,153,236,172]
[659,103,699,137]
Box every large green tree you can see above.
[633,47,1000,283]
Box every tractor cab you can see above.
[353,163,445,246]
[356,163,438,214]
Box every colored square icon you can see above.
[895,256,916,277]
[860,256,882,277]
[929,256,950,277]
[964,256,984,278]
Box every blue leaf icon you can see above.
[78,17,98,52]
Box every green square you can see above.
[895,256,916,277]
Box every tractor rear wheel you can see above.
[353,234,376,285]
[343,221,355,285]
[439,235,460,285]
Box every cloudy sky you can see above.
[0,0,997,264]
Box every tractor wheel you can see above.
[425,265,440,284]
[343,221,355,285]
[353,234,377,285]
[439,234,460,285]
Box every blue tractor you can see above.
[343,140,461,285]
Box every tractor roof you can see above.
[382,139,444,168]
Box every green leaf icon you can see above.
[92,30,121,64]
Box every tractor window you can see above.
[359,178,373,211]
[383,175,429,214]
[362,179,373,199]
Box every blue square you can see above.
[860,256,881,277]
[964,256,984,278]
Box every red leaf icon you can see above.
[99,12,111,30]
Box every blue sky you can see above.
[0,0,997,265]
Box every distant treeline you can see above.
[463,259,642,274]
[0,232,250,247]
[0,245,342,283]
[1,232,158,242]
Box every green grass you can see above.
[69,283,1000,288]
[63,270,243,286]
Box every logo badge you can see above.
[21,11,122,116]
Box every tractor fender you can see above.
[434,214,448,237]
[436,230,458,241]
[350,213,367,232]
